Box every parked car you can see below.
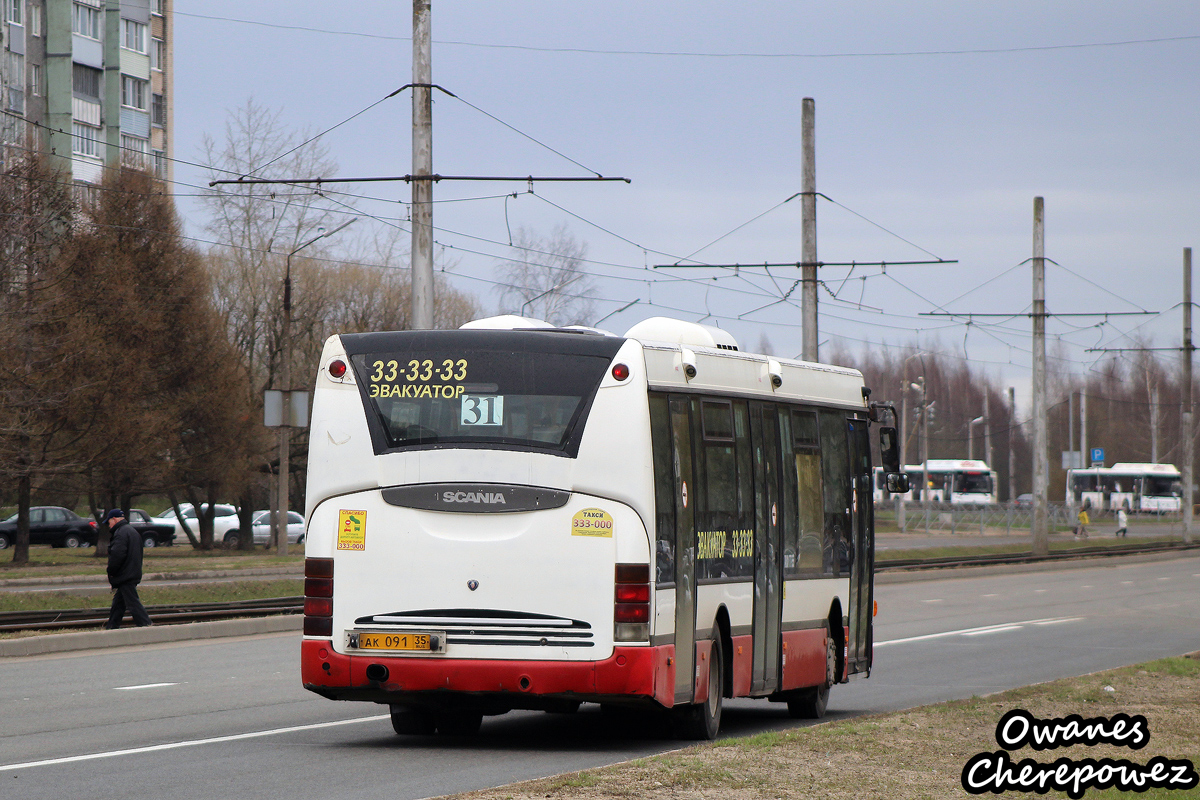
[1015,493,1033,508]
[0,506,97,549]
[250,510,305,546]
[153,503,240,543]
[126,509,176,548]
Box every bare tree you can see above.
[497,225,596,325]
[199,101,480,540]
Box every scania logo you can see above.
[442,491,507,505]
[467,580,479,591]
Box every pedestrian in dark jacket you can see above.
[104,509,152,629]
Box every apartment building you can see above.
[1,0,172,184]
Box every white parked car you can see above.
[153,503,240,543]
[249,510,305,545]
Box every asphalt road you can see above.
[2,554,1198,800]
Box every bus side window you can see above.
[698,399,737,580]
[790,408,824,576]
[819,409,851,576]
[649,394,676,585]
[733,401,755,578]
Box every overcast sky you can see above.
[173,1,1200,405]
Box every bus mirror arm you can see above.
[877,424,908,493]
[867,401,897,425]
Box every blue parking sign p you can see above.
[1090,448,1104,464]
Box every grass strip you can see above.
[452,655,1200,800]
[0,547,304,580]
[0,579,303,613]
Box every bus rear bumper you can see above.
[301,639,675,709]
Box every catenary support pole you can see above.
[1008,387,1017,502]
[1151,387,1159,463]
[1032,197,1049,556]
[801,98,818,362]
[1184,247,1193,543]
[984,392,993,472]
[411,0,434,330]
[1080,392,1088,471]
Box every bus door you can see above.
[669,396,698,705]
[845,418,874,676]
[750,402,783,694]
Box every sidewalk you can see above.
[0,614,301,658]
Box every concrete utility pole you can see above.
[1184,247,1194,543]
[1068,392,1075,471]
[800,97,818,362]
[1080,392,1088,470]
[984,392,993,469]
[1008,387,1017,501]
[1032,197,1049,556]
[410,0,435,330]
[1151,387,1159,463]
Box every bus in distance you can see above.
[873,459,997,505]
[1066,463,1181,512]
[301,316,903,739]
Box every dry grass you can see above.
[449,655,1200,800]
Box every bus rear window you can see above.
[342,331,624,456]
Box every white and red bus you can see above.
[300,316,901,739]
[1067,463,1182,512]
[874,460,997,505]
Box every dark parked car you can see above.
[127,509,175,548]
[0,506,98,549]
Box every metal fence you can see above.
[876,501,1184,535]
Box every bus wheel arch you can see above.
[827,599,845,684]
[714,606,733,699]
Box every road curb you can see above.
[877,548,1200,584]
[0,615,301,658]
[0,566,301,587]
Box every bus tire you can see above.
[673,632,724,740]
[389,705,436,735]
[434,710,483,736]
[788,635,835,719]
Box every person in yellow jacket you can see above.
[1075,505,1090,540]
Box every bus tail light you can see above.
[304,557,334,637]
[614,563,649,642]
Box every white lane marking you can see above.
[0,714,389,771]
[982,593,998,597]
[1158,577,1171,581]
[921,599,943,603]
[114,683,178,691]
[1122,581,1134,585]
[1034,589,1047,593]
[963,626,1022,636]
[1081,585,1093,589]
[875,617,1083,647]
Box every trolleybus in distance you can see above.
[1066,463,1181,512]
[874,459,996,505]
[300,316,906,739]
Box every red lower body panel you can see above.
[302,640,676,707]
[780,628,828,691]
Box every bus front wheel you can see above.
[787,634,835,719]
[673,632,724,740]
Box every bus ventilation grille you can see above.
[355,608,595,648]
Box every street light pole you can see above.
[969,416,985,461]
[276,218,357,554]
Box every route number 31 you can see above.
[461,395,504,426]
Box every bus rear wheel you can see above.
[389,705,436,735]
[673,632,723,740]
[434,710,483,736]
